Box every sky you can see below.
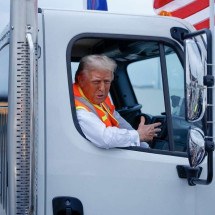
[0,0,155,33]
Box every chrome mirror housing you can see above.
[187,127,206,168]
[185,39,207,122]
[175,28,214,186]
[172,28,213,122]
[177,127,214,186]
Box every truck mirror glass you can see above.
[185,39,207,122]
[187,127,206,168]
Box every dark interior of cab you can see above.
[70,37,202,153]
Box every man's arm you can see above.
[114,111,151,148]
[76,109,140,149]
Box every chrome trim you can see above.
[26,32,35,215]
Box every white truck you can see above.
[0,0,214,214]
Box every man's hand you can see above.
[137,116,161,142]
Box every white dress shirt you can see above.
[76,109,149,149]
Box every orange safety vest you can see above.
[73,83,119,127]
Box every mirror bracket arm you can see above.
[205,140,214,152]
[177,141,214,186]
[176,165,202,186]
[170,27,189,45]
[171,27,213,77]
[204,75,214,87]
[183,28,213,77]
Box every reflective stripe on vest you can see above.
[73,83,119,127]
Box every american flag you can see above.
[153,0,212,30]
[87,0,108,11]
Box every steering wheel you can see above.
[150,116,167,140]
[117,104,142,115]
[117,104,143,129]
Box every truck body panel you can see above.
[0,7,214,215]
[38,9,214,215]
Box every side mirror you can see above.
[183,29,213,122]
[188,127,205,167]
[172,28,214,186]
[185,39,207,122]
[177,127,214,186]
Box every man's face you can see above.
[78,69,113,104]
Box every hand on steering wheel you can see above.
[137,116,162,142]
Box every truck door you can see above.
[67,36,196,215]
[40,10,215,215]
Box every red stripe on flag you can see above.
[154,0,173,9]
[194,18,209,30]
[171,0,209,19]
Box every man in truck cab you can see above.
[73,54,161,149]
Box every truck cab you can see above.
[0,7,214,215]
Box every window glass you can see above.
[165,46,187,151]
[127,57,164,116]
[165,48,185,117]
[128,44,190,152]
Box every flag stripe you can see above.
[154,0,173,9]
[194,18,209,29]
[154,0,195,11]
[185,7,209,25]
[171,0,209,19]
[153,0,212,30]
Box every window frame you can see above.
[66,33,187,157]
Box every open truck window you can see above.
[67,36,203,154]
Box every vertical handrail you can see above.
[9,0,38,213]
[26,32,35,215]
